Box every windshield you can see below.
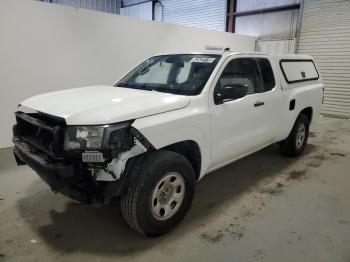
[115,54,221,95]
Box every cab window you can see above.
[256,58,275,92]
[214,58,260,104]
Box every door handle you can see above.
[254,101,264,107]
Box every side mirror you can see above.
[215,84,248,104]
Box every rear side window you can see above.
[256,58,275,91]
[280,59,319,84]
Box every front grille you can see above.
[13,111,66,158]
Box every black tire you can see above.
[121,150,196,237]
[280,113,310,157]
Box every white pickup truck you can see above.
[13,51,324,236]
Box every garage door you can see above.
[297,0,350,118]
[120,1,152,20]
[161,0,226,31]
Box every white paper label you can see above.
[190,57,216,63]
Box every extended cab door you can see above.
[254,57,283,143]
[209,56,280,169]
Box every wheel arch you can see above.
[160,140,202,180]
[299,107,313,123]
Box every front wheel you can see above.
[121,150,195,237]
[280,113,310,157]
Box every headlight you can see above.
[64,121,134,151]
[64,126,106,150]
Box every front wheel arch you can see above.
[161,140,202,181]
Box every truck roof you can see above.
[156,51,313,60]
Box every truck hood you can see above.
[20,85,190,125]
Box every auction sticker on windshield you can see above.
[190,57,216,63]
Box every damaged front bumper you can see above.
[13,137,126,204]
[12,111,154,204]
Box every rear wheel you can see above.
[280,113,310,157]
[121,150,195,237]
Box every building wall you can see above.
[235,10,299,40]
[40,0,301,39]
[235,0,300,40]
[236,0,299,12]
[161,0,227,31]
[120,1,153,20]
[256,39,296,54]
[39,0,120,14]
[0,0,255,148]
[120,0,227,31]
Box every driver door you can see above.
[209,57,270,169]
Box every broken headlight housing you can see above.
[64,126,106,150]
[64,121,134,151]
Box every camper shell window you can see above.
[280,59,319,84]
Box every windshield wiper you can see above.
[150,87,184,95]
[118,83,186,95]
[117,83,153,91]
[131,84,150,90]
